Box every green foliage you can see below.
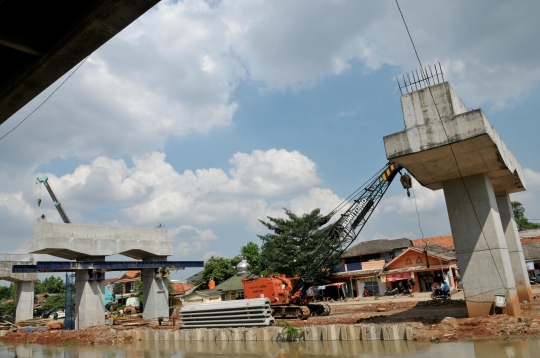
[41,294,65,311]
[198,256,237,287]
[258,208,338,281]
[135,281,143,302]
[0,301,16,316]
[35,276,65,294]
[512,201,540,231]
[8,283,17,300]
[0,286,11,301]
[241,241,261,274]
[113,283,124,295]
[276,320,304,340]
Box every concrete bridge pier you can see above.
[384,80,529,317]
[443,174,520,317]
[142,256,169,320]
[75,257,106,329]
[15,281,35,321]
[496,193,533,302]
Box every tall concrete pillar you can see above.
[496,193,533,302]
[15,281,34,322]
[75,270,106,329]
[142,263,169,319]
[443,174,520,317]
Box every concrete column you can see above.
[496,193,534,302]
[15,281,34,322]
[75,270,106,329]
[142,268,169,319]
[442,173,520,317]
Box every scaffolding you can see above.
[64,273,76,330]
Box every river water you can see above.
[1,339,539,358]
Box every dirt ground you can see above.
[286,299,540,342]
[2,296,540,345]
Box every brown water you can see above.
[1,339,539,358]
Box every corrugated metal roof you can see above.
[342,238,412,258]
[214,273,248,292]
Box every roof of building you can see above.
[411,235,454,249]
[214,273,249,292]
[184,289,222,298]
[342,238,412,258]
[523,242,540,261]
[171,283,193,295]
[186,270,203,284]
[115,270,141,283]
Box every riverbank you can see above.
[1,298,540,346]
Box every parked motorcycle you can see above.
[530,277,538,285]
[362,289,376,297]
[384,288,398,296]
[431,289,451,300]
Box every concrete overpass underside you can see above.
[0,0,160,126]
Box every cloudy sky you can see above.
[1,0,539,280]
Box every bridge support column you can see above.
[15,281,34,322]
[142,257,169,320]
[496,193,533,303]
[75,268,105,329]
[443,174,520,317]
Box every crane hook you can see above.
[400,173,412,197]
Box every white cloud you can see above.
[169,224,218,257]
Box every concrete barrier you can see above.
[0,323,412,344]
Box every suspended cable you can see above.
[0,56,89,142]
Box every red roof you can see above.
[171,282,193,295]
[412,234,540,249]
[412,235,454,249]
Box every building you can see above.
[213,258,251,300]
[333,238,412,297]
[382,244,458,293]
[182,289,222,305]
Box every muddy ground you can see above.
[2,300,540,345]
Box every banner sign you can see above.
[386,272,411,282]
[526,262,535,271]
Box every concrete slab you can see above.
[30,222,171,260]
[0,261,36,282]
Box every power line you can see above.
[0,56,89,142]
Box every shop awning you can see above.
[383,264,451,276]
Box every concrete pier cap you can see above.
[29,222,172,260]
[383,81,531,317]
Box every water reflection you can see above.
[1,338,539,358]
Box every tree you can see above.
[8,283,17,300]
[40,276,65,294]
[197,256,237,287]
[512,201,540,231]
[0,286,10,301]
[240,241,261,274]
[40,294,65,311]
[258,208,338,282]
[0,301,16,316]
[113,283,124,296]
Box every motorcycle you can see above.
[431,288,451,300]
[362,289,376,297]
[530,277,538,285]
[384,288,398,296]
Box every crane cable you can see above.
[0,56,89,142]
